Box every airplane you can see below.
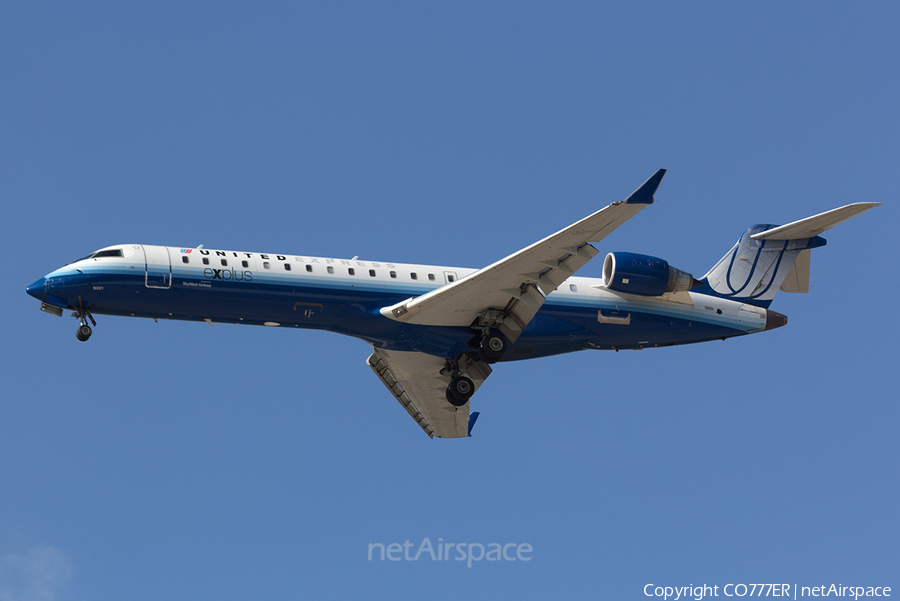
[25,170,879,439]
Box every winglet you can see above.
[467,412,480,437]
[624,169,666,204]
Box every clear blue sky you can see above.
[2,3,897,599]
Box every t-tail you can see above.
[696,203,880,308]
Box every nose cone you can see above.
[26,278,46,301]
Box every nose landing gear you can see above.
[73,307,96,342]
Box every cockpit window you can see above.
[67,248,123,264]
[93,249,124,258]
[69,254,93,264]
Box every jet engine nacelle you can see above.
[602,252,697,297]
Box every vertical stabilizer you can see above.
[698,203,879,307]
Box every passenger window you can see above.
[306,265,312,273]
[327,266,334,274]
[570,284,577,292]
[242,260,248,268]
[390,271,396,278]
[348,268,355,276]
[182,256,189,264]
[369,269,376,277]
[410,272,417,280]
[263,261,270,269]
[203,258,209,265]
[447,274,455,282]
[221,259,228,266]
[285,263,291,271]
[428,273,435,281]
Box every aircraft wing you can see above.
[367,348,491,438]
[380,169,665,341]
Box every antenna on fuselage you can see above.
[351,256,358,260]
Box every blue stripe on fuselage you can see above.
[42,263,750,360]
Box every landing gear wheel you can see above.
[446,376,474,406]
[478,331,507,364]
[73,304,96,342]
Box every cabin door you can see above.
[143,245,172,289]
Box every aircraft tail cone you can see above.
[765,310,788,331]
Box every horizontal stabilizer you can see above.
[751,202,880,241]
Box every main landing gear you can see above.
[442,327,508,406]
[73,307,96,342]
[441,354,485,407]
[446,375,474,407]
[478,330,508,364]
[468,328,508,365]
